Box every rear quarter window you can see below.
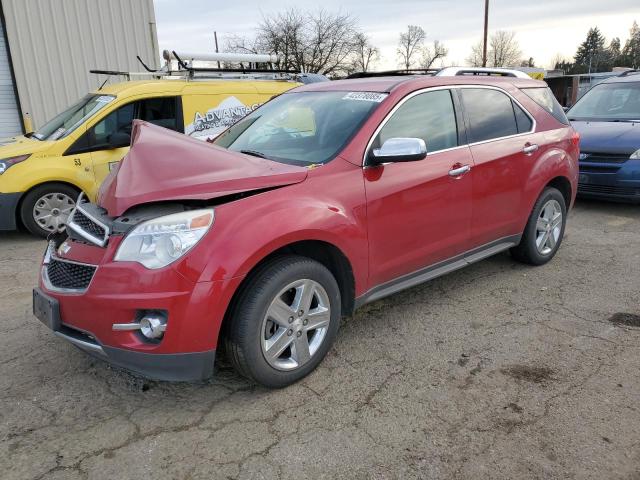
[521,87,569,125]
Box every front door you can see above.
[364,89,474,289]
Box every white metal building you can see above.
[0,0,159,137]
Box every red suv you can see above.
[33,74,579,387]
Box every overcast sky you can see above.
[154,0,640,69]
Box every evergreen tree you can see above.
[608,37,622,66]
[574,27,610,73]
[621,21,640,68]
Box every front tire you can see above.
[20,183,79,238]
[510,187,567,265]
[225,255,341,388]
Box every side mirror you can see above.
[369,137,427,165]
[107,131,131,149]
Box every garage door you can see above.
[0,19,21,138]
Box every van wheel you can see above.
[225,255,341,388]
[20,183,79,238]
[510,187,567,265]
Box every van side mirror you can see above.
[107,131,131,149]
[369,137,427,165]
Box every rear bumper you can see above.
[578,159,640,203]
[0,191,21,230]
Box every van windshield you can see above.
[568,82,640,121]
[214,91,386,166]
[33,94,115,141]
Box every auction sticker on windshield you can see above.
[343,92,388,102]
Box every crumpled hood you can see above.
[572,120,640,155]
[98,120,308,216]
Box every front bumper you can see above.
[33,290,215,381]
[578,158,640,203]
[0,191,21,230]
[35,237,243,381]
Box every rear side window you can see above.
[514,103,533,132]
[375,89,458,153]
[522,87,569,125]
[460,88,521,143]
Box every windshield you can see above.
[33,94,115,141]
[568,82,640,121]
[214,91,386,165]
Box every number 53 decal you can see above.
[74,158,82,166]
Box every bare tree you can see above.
[350,32,379,72]
[466,31,521,67]
[490,30,521,67]
[397,25,425,70]
[466,41,484,67]
[226,8,363,76]
[421,40,448,68]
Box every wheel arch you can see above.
[544,175,572,209]
[218,239,356,349]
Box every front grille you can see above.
[66,200,110,247]
[578,183,640,197]
[46,257,96,291]
[72,209,106,239]
[580,152,629,164]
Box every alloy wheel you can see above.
[535,199,562,255]
[261,279,331,371]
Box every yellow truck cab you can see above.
[0,58,312,236]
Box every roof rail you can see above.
[346,68,440,79]
[618,69,640,77]
[435,67,531,79]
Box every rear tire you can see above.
[20,183,79,238]
[225,255,341,388]
[510,187,567,265]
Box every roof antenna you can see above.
[98,76,109,90]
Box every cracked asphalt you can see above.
[1,199,639,480]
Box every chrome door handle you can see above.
[448,165,471,177]
[523,144,539,154]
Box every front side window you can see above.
[92,103,135,146]
[567,82,640,121]
[33,94,115,141]
[373,89,458,154]
[138,97,178,130]
[214,91,383,166]
[461,88,521,143]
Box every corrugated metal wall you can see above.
[0,16,21,137]
[1,0,159,129]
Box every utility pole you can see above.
[214,31,221,69]
[482,0,489,67]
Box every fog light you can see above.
[140,315,167,339]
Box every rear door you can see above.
[458,87,539,247]
[364,88,474,288]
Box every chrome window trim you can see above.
[362,84,536,167]
[42,241,98,294]
[66,193,110,247]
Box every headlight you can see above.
[0,154,30,174]
[631,149,640,160]
[114,209,214,269]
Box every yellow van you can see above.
[0,78,301,236]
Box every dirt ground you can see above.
[1,199,639,480]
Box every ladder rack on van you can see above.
[90,52,303,83]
